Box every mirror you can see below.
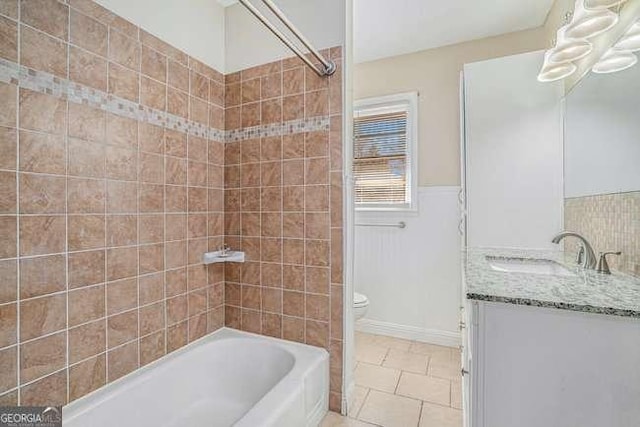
[563,65,640,276]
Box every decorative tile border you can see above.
[225,116,330,142]
[0,58,330,143]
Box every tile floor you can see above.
[321,332,462,427]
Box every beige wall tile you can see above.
[20,215,66,256]
[108,29,140,70]
[68,320,105,364]
[68,284,105,326]
[107,340,138,381]
[70,9,107,56]
[108,62,139,102]
[22,0,69,40]
[19,254,66,299]
[0,303,16,347]
[0,345,17,394]
[20,26,67,78]
[20,370,67,406]
[19,293,66,341]
[19,89,66,135]
[18,173,66,214]
[20,331,66,383]
[69,354,105,401]
[0,83,16,128]
[0,15,17,62]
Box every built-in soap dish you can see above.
[203,246,245,264]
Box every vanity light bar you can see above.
[538,0,637,82]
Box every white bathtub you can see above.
[63,328,329,427]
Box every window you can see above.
[353,92,418,211]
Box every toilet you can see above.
[354,292,370,321]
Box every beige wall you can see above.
[354,28,547,186]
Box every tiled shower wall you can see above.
[565,192,640,277]
[0,0,345,412]
[0,0,226,406]
[223,52,344,410]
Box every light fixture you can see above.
[565,2,619,39]
[549,39,593,63]
[584,0,628,11]
[538,51,578,82]
[592,49,638,73]
[614,21,640,51]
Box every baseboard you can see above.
[356,319,461,347]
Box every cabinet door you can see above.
[478,302,640,427]
[463,50,564,249]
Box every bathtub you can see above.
[62,328,329,427]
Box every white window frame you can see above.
[353,91,419,212]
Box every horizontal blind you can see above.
[353,110,409,205]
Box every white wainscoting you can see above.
[354,186,461,347]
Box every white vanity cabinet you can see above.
[462,299,640,427]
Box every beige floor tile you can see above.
[356,342,389,365]
[348,386,370,417]
[451,380,462,410]
[419,402,462,427]
[409,341,453,358]
[396,371,451,406]
[382,348,429,374]
[355,331,377,347]
[321,411,381,427]
[428,358,461,381]
[354,363,401,393]
[358,390,422,427]
[370,334,412,351]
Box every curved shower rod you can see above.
[237,0,337,77]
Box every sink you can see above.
[486,256,576,277]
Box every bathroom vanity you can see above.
[461,249,640,427]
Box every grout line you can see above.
[64,1,71,403]
[15,0,21,405]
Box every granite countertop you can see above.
[464,248,640,318]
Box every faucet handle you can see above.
[596,251,621,275]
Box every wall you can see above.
[225,0,345,73]
[0,0,225,406]
[354,188,461,346]
[353,27,547,187]
[95,0,226,72]
[222,49,345,411]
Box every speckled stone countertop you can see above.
[464,248,640,318]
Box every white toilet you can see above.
[354,292,370,321]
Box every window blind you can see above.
[353,109,409,205]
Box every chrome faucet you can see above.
[551,231,597,270]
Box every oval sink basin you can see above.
[486,256,576,277]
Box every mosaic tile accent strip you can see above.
[464,248,640,318]
[0,58,330,143]
[225,116,330,142]
[565,192,640,278]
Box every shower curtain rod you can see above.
[237,0,337,77]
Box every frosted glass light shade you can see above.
[565,9,619,39]
[592,50,638,73]
[615,22,640,51]
[584,0,628,11]
[549,39,593,63]
[538,62,578,82]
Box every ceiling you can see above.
[218,0,556,64]
[355,0,555,63]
